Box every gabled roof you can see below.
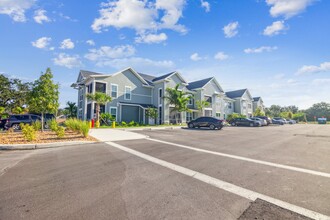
[152,72,176,82]
[80,70,103,78]
[138,73,156,86]
[187,77,213,90]
[253,97,261,102]
[225,89,248,99]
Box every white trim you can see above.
[111,84,118,99]
[124,86,132,100]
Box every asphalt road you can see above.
[0,124,329,219]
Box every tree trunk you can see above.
[41,112,44,132]
[96,104,100,122]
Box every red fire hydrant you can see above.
[91,119,95,128]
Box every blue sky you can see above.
[1,0,329,109]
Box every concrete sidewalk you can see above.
[90,128,148,142]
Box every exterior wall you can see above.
[253,99,264,112]
[152,82,165,125]
[240,92,253,117]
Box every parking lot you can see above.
[0,124,329,219]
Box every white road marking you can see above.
[147,138,330,178]
[105,141,330,220]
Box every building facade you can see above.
[72,68,262,124]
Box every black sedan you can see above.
[230,118,261,127]
[188,117,224,130]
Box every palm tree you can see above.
[65,101,77,118]
[196,100,210,116]
[86,92,112,126]
[164,84,191,124]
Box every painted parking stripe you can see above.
[147,138,330,178]
[105,141,330,220]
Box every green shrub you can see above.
[128,121,135,127]
[80,121,89,137]
[64,118,89,137]
[56,126,65,138]
[121,121,127,127]
[49,119,59,132]
[32,120,42,131]
[21,124,36,141]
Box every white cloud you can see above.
[33,9,51,24]
[91,0,187,42]
[266,0,315,19]
[200,0,210,12]
[263,20,287,36]
[223,21,239,38]
[86,40,96,46]
[53,53,82,69]
[0,0,35,22]
[135,32,167,44]
[31,37,52,49]
[190,53,204,61]
[273,73,285,80]
[214,52,229,61]
[296,61,330,75]
[60,39,75,49]
[312,78,330,86]
[85,45,136,63]
[244,46,278,54]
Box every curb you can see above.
[120,126,184,131]
[0,141,98,151]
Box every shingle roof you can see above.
[253,97,261,101]
[225,89,247,99]
[80,70,103,78]
[187,77,213,90]
[152,72,175,82]
[138,73,156,86]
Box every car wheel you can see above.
[231,122,236,126]
[249,123,254,127]
[11,124,20,130]
[218,126,223,130]
[209,124,216,130]
[188,123,194,129]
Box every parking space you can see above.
[111,124,330,218]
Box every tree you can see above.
[196,100,210,116]
[65,101,77,118]
[227,113,246,122]
[305,102,330,121]
[146,107,158,125]
[282,105,299,114]
[0,74,31,113]
[265,105,282,117]
[164,84,191,124]
[86,92,112,127]
[253,107,265,116]
[28,68,59,131]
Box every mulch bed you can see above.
[0,130,98,145]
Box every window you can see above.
[87,83,93,94]
[111,84,118,98]
[248,104,252,109]
[94,104,105,114]
[188,97,194,105]
[125,86,131,100]
[159,88,162,98]
[158,89,162,106]
[186,112,192,122]
[228,102,232,109]
[205,96,212,104]
[95,82,106,93]
[110,107,117,120]
[216,113,221,118]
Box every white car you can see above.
[250,117,267,126]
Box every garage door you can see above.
[121,105,140,123]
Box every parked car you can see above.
[318,118,327,124]
[250,117,267,126]
[188,117,224,130]
[0,118,6,130]
[273,117,287,124]
[3,114,43,130]
[30,113,55,121]
[287,119,296,124]
[256,116,272,125]
[230,118,261,127]
[272,118,285,125]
